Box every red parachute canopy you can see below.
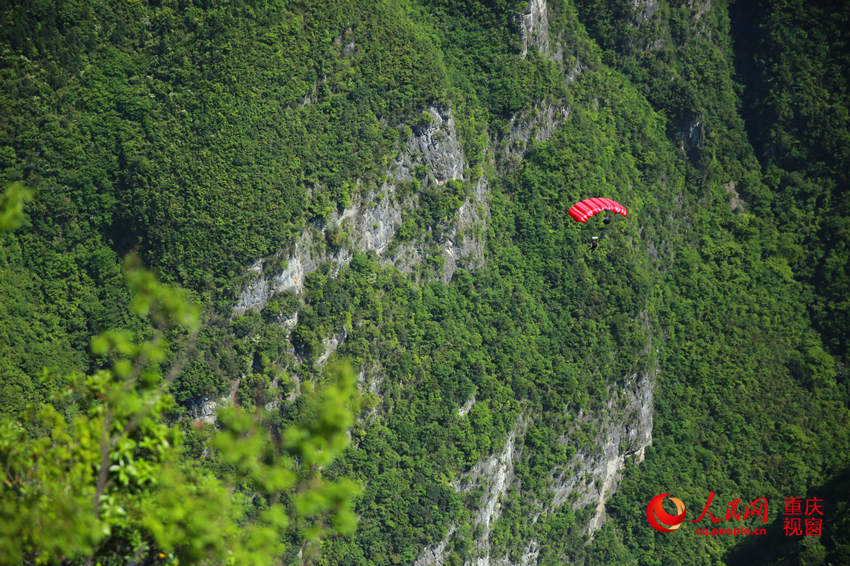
[568,197,628,223]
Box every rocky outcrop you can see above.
[725,181,745,213]
[415,362,654,564]
[682,116,705,152]
[566,58,583,87]
[316,330,347,366]
[460,429,519,564]
[415,422,526,566]
[406,109,465,183]
[549,370,654,534]
[391,108,488,283]
[505,102,570,160]
[358,363,382,398]
[458,395,476,417]
[518,0,550,59]
[440,175,489,283]
[189,378,240,425]
[415,525,457,566]
[190,397,221,425]
[233,106,488,315]
[632,0,660,23]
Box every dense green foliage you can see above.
[0,0,447,293]
[1,0,849,564]
[0,255,360,564]
[571,1,850,564]
[733,0,850,368]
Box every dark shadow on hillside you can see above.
[728,0,761,155]
[725,468,850,566]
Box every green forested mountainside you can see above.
[572,1,850,564]
[0,0,441,409]
[1,1,849,565]
[732,0,850,369]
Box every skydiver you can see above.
[603,214,611,225]
[590,236,599,251]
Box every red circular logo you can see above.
[646,493,686,532]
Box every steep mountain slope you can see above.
[1,1,848,564]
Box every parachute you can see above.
[568,197,628,223]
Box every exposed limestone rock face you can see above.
[415,423,525,566]
[550,370,654,534]
[725,181,746,213]
[517,0,578,64]
[346,191,403,254]
[407,108,465,183]
[389,106,488,282]
[505,102,570,160]
[315,329,347,366]
[440,175,489,283]
[415,364,654,565]
[632,0,660,23]
[358,363,383,398]
[458,395,476,417]
[461,430,518,564]
[683,116,705,151]
[414,525,457,566]
[285,372,301,402]
[565,58,583,87]
[234,275,270,315]
[232,106,489,421]
[518,0,550,59]
[280,310,298,331]
[189,378,240,425]
[190,398,220,425]
[355,363,385,425]
[233,230,320,314]
[233,105,488,316]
